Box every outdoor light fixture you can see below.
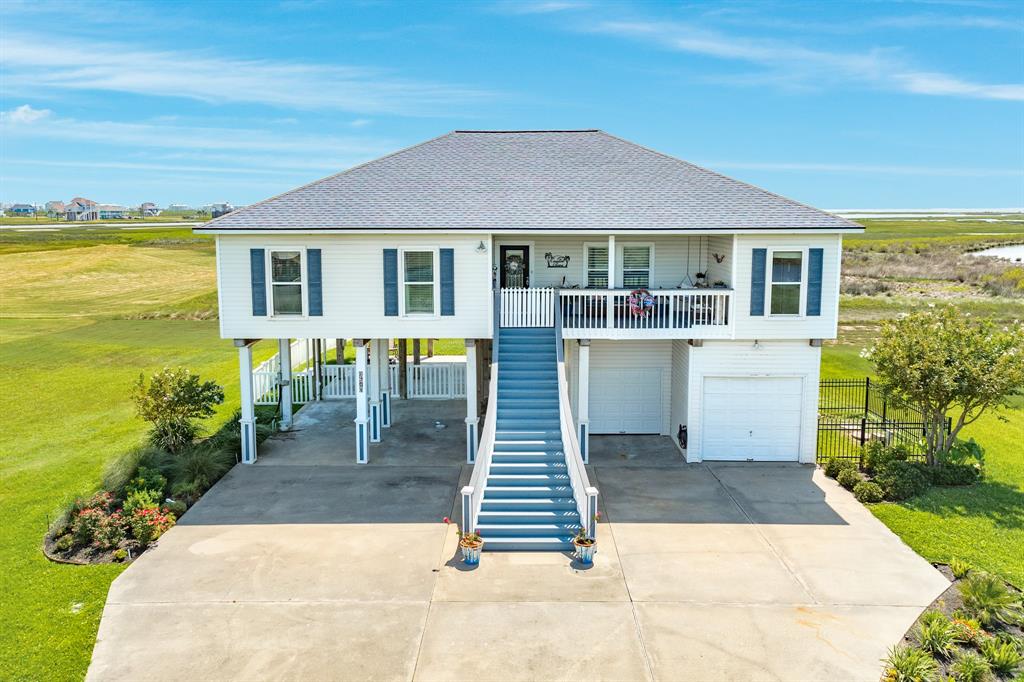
[476,240,487,253]
[753,340,762,351]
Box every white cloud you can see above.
[0,35,496,116]
[349,118,373,128]
[0,104,52,124]
[584,20,1024,101]
[491,1,589,15]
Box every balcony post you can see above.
[379,338,392,428]
[278,338,293,431]
[368,339,382,442]
[237,342,257,464]
[354,339,369,463]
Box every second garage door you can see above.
[591,368,664,434]
[701,376,803,461]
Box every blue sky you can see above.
[1,0,1022,209]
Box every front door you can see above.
[500,245,530,288]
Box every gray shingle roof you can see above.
[201,130,860,231]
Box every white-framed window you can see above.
[768,249,803,316]
[401,249,437,315]
[585,244,608,288]
[269,249,304,316]
[621,244,653,289]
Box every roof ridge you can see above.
[453,129,599,133]
[595,130,862,229]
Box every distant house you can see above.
[208,202,235,218]
[167,204,193,212]
[9,203,36,216]
[140,202,161,217]
[98,204,128,219]
[66,197,98,221]
[45,201,66,218]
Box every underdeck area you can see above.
[88,398,947,681]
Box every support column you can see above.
[312,339,322,401]
[607,235,616,289]
[413,339,421,365]
[335,338,345,365]
[278,338,293,431]
[427,338,434,358]
[238,343,258,464]
[464,339,479,463]
[354,340,369,463]
[398,339,408,399]
[379,338,392,428]
[577,339,590,464]
[368,339,382,443]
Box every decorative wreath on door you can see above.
[627,289,656,318]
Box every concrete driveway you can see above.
[88,401,948,681]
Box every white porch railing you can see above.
[254,362,466,405]
[558,288,732,339]
[554,302,599,540]
[500,287,555,328]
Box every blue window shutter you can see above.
[750,248,766,316]
[440,248,455,316]
[383,249,398,316]
[807,248,823,316]
[307,249,323,316]
[250,248,266,316]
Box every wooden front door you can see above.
[499,245,530,288]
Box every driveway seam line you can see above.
[704,463,821,606]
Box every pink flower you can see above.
[442,516,451,524]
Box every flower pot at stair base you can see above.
[573,539,596,565]
[461,541,483,565]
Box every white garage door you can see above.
[591,368,663,434]
[701,377,802,461]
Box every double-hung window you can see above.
[403,250,435,315]
[270,250,303,316]
[586,245,608,288]
[622,245,652,288]
[769,250,803,315]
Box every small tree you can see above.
[865,308,1024,466]
[132,368,224,452]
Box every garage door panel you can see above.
[591,368,663,434]
[701,377,802,461]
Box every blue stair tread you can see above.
[482,537,574,551]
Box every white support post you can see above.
[379,338,392,428]
[607,235,616,290]
[464,339,479,463]
[278,338,293,431]
[354,340,369,463]
[577,339,590,464]
[238,343,258,464]
[368,339,382,443]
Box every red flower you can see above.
[442,516,451,524]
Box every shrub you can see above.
[950,651,992,682]
[949,558,973,580]
[824,457,857,479]
[864,441,910,475]
[960,573,1024,627]
[71,508,106,547]
[131,367,224,452]
[113,548,129,562]
[853,481,885,503]
[882,644,939,681]
[54,534,75,552]
[933,464,981,486]
[875,460,931,501]
[173,444,235,494]
[164,500,187,518]
[92,512,126,550]
[942,438,986,469]
[125,466,168,498]
[837,468,862,491]
[980,638,1023,677]
[128,507,176,548]
[170,480,202,506]
[950,614,985,647]
[122,489,161,517]
[916,613,960,658]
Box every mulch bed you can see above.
[41,535,137,565]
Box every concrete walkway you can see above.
[88,400,948,681]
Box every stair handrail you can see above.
[553,300,600,540]
[460,289,501,534]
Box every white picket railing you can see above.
[255,362,466,405]
[500,287,555,328]
[558,288,732,339]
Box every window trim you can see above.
[766,247,807,318]
[619,242,655,290]
[584,242,610,289]
[266,247,307,319]
[399,246,441,318]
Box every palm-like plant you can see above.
[882,645,939,682]
[959,573,1023,627]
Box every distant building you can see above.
[9,203,36,216]
[167,204,193,212]
[66,197,98,221]
[45,200,66,217]
[208,202,235,219]
[97,204,129,219]
[140,202,161,217]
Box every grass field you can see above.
[1,217,1021,679]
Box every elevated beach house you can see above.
[195,130,862,550]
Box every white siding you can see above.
[217,234,492,340]
[731,234,841,340]
[686,340,821,464]
[669,340,690,450]
[588,340,672,435]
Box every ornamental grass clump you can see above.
[916,613,960,658]
[882,644,939,682]
[950,650,991,682]
[979,638,1023,677]
[960,573,1024,627]
[950,558,974,580]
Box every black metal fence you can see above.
[816,378,949,464]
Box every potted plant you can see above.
[444,517,484,565]
[713,280,726,288]
[571,512,601,564]
[694,271,708,287]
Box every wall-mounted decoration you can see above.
[713,252,726,263]
[544,252,571,268]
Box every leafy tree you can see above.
[865,308,1024,466]
[132,368,224,452]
